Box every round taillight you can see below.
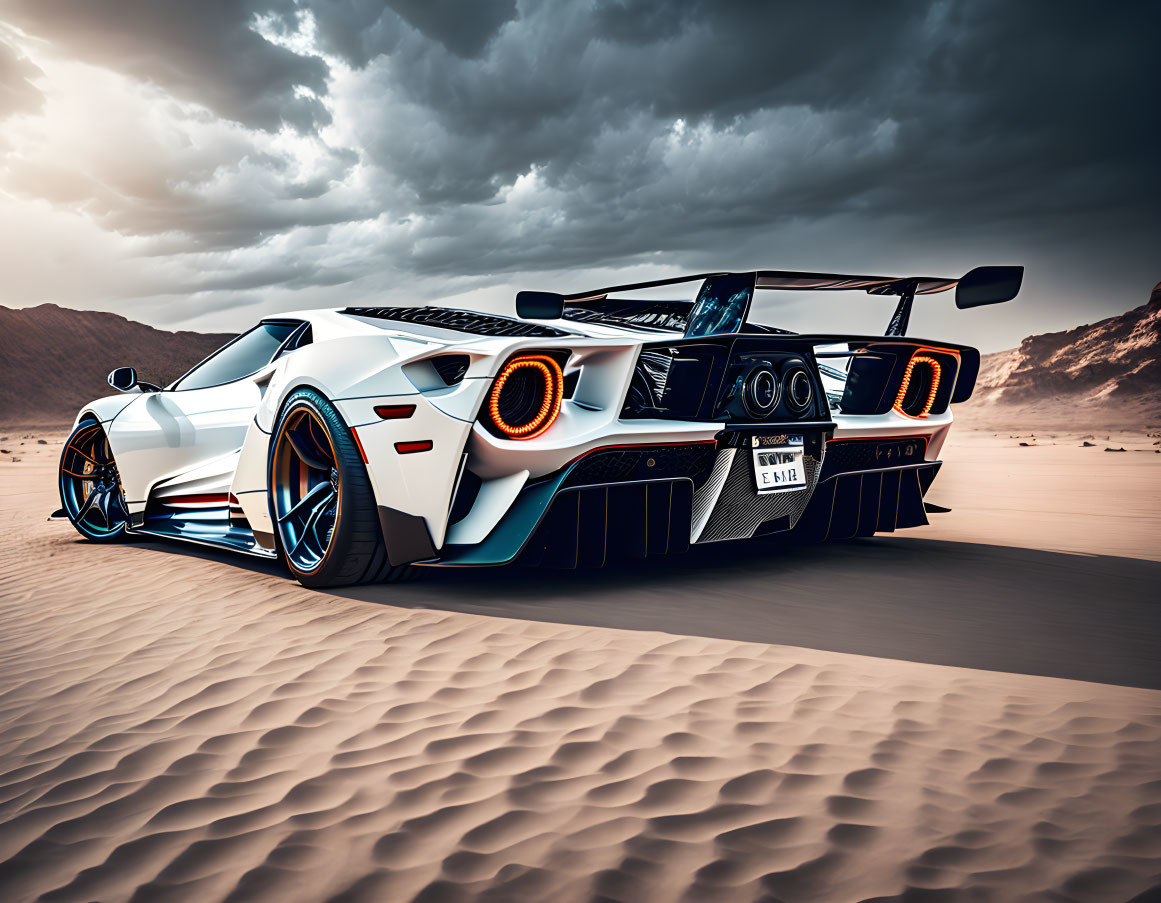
[894,354,942,418]
[486,355,564,439]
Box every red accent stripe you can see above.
[374,404,416,420]
[162,493,231,506]
[395,440,433,454]
[351,427,369,463]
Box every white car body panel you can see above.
[106,380,259,513]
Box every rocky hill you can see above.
[964,282,1161,427]
[0,304,234,425]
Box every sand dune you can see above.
[1,434,1160,903]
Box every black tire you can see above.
[59,419,133,543]
[269,389,418,587]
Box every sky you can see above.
[0,0,1157,352]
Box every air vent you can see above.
[431,354,470,385]
[563,300,692,332]
[344,306,569,338]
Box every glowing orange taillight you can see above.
[894,354,942,418]
[486,354,564,439]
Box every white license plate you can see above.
[752,435,805,493]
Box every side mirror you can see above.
[516,290,565,319]
[108,367,139,392]
[956,266,1023,309]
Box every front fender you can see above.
[74,392,142,427]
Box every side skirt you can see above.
[131,527,279,560]
[135,496,279,559]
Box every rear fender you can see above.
[336,395,473,549]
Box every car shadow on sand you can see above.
[335,536,1161,691]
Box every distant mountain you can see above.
[966,282,1161,426]
[0,304,234,425]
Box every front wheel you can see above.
[269,389,416,587]
[59,420,132,542]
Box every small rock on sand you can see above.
[37,439,47,444]
[1019,442,1033,447]
[1081,441,1096,447]
[1105,447,1126,453]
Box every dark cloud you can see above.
[309,0,517,63]
[292,0,1158,260]
[1,0,1158,346]
[0,38,43,118]
[2,0,329,131]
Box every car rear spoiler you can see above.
[516,266,1023,337]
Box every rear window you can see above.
[175,321,299,390]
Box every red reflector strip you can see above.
[161,493,230,507]
[374,404,416,420]
[395,440,433,454]
[351,427,369,464]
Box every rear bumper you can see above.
[435,428,944,567]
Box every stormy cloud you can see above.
[0,0,1157,348]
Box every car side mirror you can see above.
[107,367,161,393]
[108,367,139,392]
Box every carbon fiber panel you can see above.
[694,449,821,543]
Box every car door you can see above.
[108,320,304,512]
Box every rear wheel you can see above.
[59,420,131,542]
[270,389,416,587]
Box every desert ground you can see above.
[1,426,1159,903]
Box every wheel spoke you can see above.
[278,480,332,523]
[309,506,337,557]
[288,492,336,558]
[96,490,115,524]
[70,445,101,466]
[74,487,101,521]
[286,428,332,472]
[110,491,129,522]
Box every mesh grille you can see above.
[821,437,927,480]
[695,449,821,543]
[563,444,718,489]
[344,306,569,338]
[563,300,691,331]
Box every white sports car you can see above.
[53,267,1021,587]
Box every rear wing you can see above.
[516,266,1022,337]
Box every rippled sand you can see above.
[2,434,1160,903]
